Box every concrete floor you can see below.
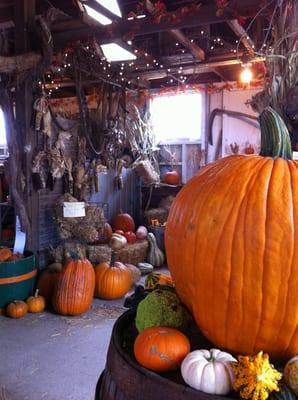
[0,297,126,400]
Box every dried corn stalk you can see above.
[250,0,298,132]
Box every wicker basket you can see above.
[144,208,168,224]
[133,159,160,186]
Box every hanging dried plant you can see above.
[249,0,298,132]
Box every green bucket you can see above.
[0,251,36,309]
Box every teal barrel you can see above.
[0,251,36,309]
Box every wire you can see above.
[236,0,276,59]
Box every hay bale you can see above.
[88,244,111,265]
[72,223,98,242]
[116,240,148,265]
[51,242,87,263]
[55,194,105,242]
[145,208,168,224]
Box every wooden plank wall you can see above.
[90,168,138,223]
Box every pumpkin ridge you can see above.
[252,159,286,355]
[210,157,264,346]
[224,157,269,350]
[240,158,274,353]
[268,160,295,356]
[194,156,263,346]
[190,161,232,330]
[192,157,250,335]
[280,161,298,357]
[252,158,274,353]
[167,160,225,309]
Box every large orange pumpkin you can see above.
[52,257,95,316]
[165,107,298,360]
[134,326,190,372]
[113,213,135,232]
[94,254,132,300]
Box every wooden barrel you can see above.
[95,310,234,400]
[0,251,36,309]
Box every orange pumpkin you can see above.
[95,254,132,300]
[52,257,95,316]
[165,107,298,360]
[26,290,46,313]
[134,326,190,372]
[164,170,180,185]
[7,253,24,262]
[6,300,28,318]
[113,213,135,232]
[0,248,12,262]
[37,269,60,304]
[244,144,255,154]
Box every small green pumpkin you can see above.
[270,384,296,400]
[138,262,154,275]
[147,233,165,267]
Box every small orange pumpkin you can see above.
[6,300,28,318]
[95,253,132,300]
[26,290,46,313]
[164,170,180,185]
[7,253,24,262]
[134,326,190,372]
[0,248,12,262]
[244,144,255,154]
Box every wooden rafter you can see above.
[227,20,255,55]
[169,29,205,61]
[130,56,265,80]
[0,52,41,73]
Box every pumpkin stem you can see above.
[35,289,39,297]
[68,251,81,260]
[259,107,292,160]
[111,251,116,267]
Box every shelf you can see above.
[159,162,183,166]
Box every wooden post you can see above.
[14,0,39,251]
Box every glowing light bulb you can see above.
[240,67,253,83]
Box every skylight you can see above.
[95,0,122,17]
[100,43,137,62]
[84,4,112,25]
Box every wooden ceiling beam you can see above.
[227,19,255,55]
[169,29,205,61]
[52,2,249,48]
[129,56,264,80]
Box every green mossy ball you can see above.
[135,289,191,333]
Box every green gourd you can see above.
[147,233,165,267]
[270,384,296,400]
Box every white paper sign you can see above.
[13,215,26,254]
[63,202,86,218]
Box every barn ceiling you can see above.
[0,0,273,96]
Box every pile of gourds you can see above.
[132,287,298,400]
[130,108,298,400]
[0,248,24,262]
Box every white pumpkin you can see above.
[181,348,236,395]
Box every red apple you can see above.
[124,231,137,244]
